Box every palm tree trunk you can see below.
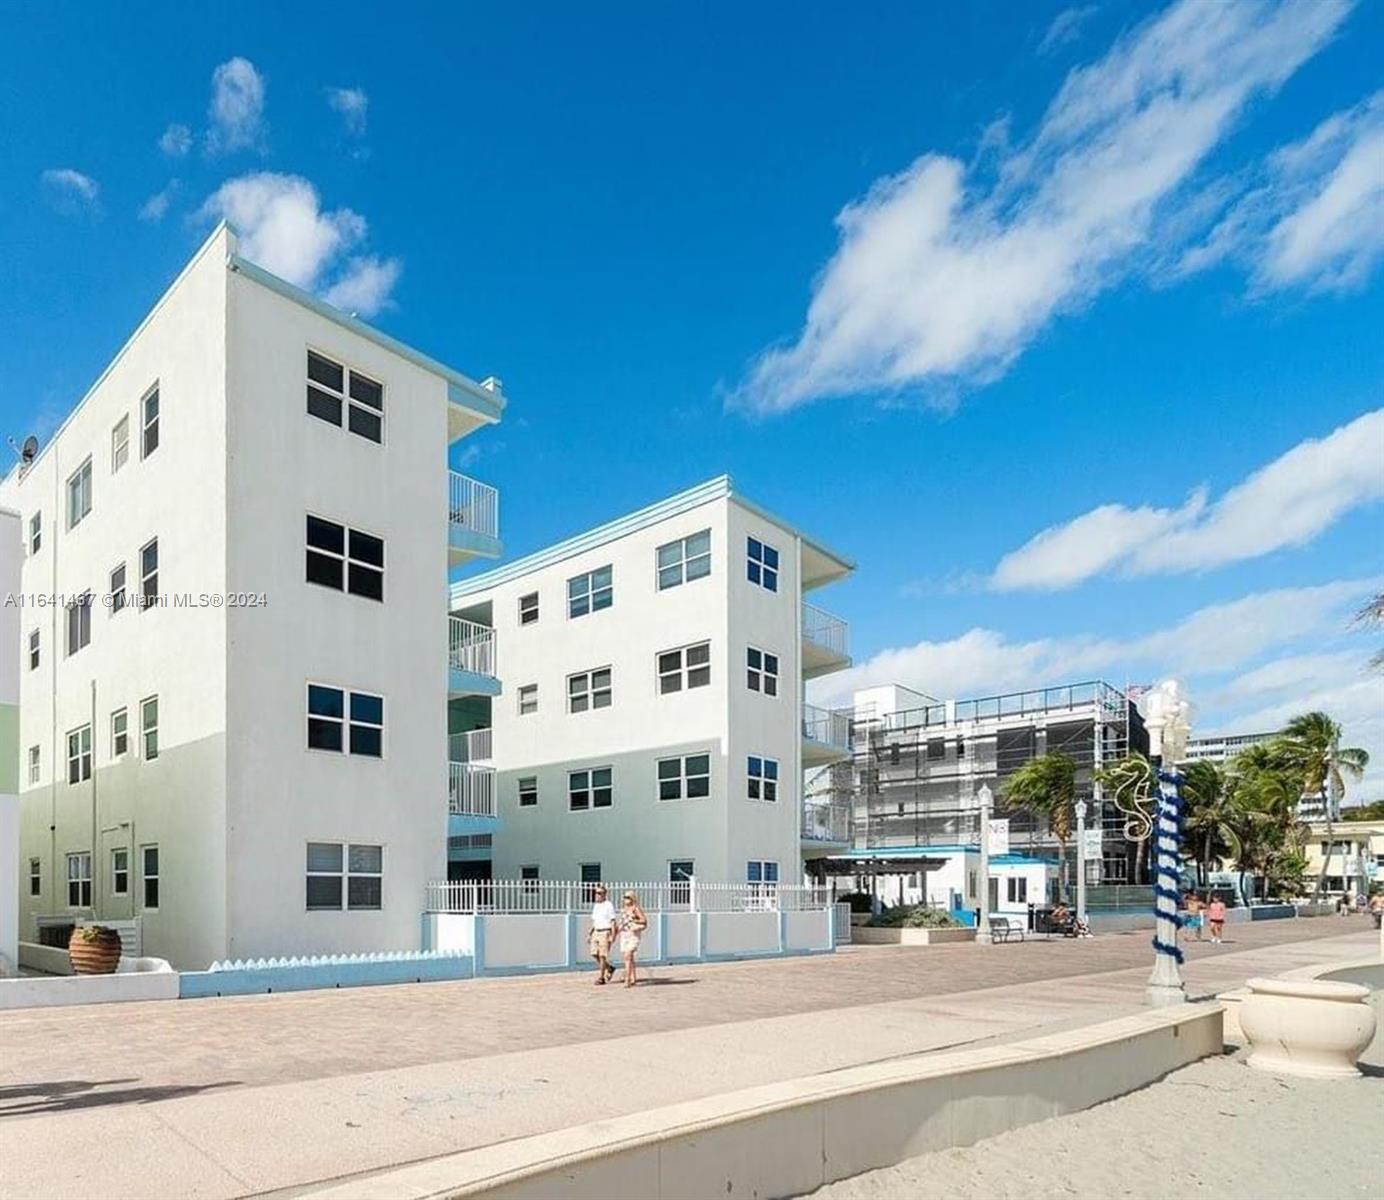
[1314,787,1332,901]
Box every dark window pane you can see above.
[687,755,710,775]
[350,692,383,724]
[688,667,710,688]
[142,540,159,575]
[658,759,680,780]
[592,566,612,589]
[765,654,779,674]
[306,875,343,909]
[350,725,383,757]
[749,779,761,799]
[348,406,383,442]
[659,780,681,801]
[687,643,710,666]
[658,651,681,674]
[307,551,344,590]
[765,677,778,697]
[748,537,762,560]
[658,565,681,589]
[763,545,779,569]
[144,878,159,908]
[349,529,384,567]
[747,648,761,668]
[348,875,382,909]
[307,516,345,554]
[349,373,384,411]
[592,590,612,612]
[660,675,682,694]
[764,570,778,593]
[592,768,612,788]
[308,685,344,718]
[308,352,344,391]
[593,788,612,807]
[307,386,343,425]
[308,718,344,752]
[307,842,342,871]
[570,791,589,810]
[347,563,383,601]
[687,776,709,798]
[143,423,160,456]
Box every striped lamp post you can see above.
[1143,681,1194,1008]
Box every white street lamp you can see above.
[1075,798,1089,927]
[1143,680,1194,1008]
[977,783,993,945]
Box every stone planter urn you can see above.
[1240,976,1376,1078]
[69,925,123,975]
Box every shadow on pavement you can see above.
[0,1077,240,1117]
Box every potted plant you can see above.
[69,925,122,975]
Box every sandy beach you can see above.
[806,1042,1384,1199]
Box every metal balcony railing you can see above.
[449,616,496,677]
[450,728,493,764]
[449,762,497,818]
[802,799,853,843]
[448,471,499,540]
[802,702,852,751]
[802,601,848,658]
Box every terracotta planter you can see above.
[1240,976,1376,1079]
[68,926,123,975]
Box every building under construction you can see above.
[805,680,1151,894]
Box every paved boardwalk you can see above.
[0,916,1375,1198]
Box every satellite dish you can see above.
[21,436,38,463]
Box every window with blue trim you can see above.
[747,756,779,802]
[747,537,779,592]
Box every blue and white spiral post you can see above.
[1142,680,1194,1008]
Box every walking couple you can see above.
[588,884,649,988]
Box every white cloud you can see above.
[731,0,1353,415]
[40,168,100,214]
[159,122,192,157]
[991,408,1384,590]
[138,181,178,223]
[206,57,266,155]
[321,255,402,316]
[326,86,369,136]
[813,576,1382,708]
[1180,90,1384,292]
[1038,5,1098,55]
[198,172,400,316]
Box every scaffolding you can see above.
[846,680,1150,885]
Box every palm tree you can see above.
[1004,753,1077,899]
[1276,712,1370,898]
[1181,760,1241,888]
[1356,592,1384,670]
[1226,763,1302,903]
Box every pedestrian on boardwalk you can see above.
[1206,895,1227,943]
[589,885,616,984]
[1369,892,1383,929]
[1183,892,1204,942]
[616,890,649,988]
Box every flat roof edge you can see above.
[228,254,504,424]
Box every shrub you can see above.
[837,891,876,914]
[865,904,961,929]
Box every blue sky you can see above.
[2,2,1382,792]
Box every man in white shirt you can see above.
[589,885,616,984]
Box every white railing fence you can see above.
[448,471,499,539]
[448,763,496,818]
[449,616,496,677]
[802,602,849,657]
[450,728,493,763]
[802,703,851,749]
[424,877,833,915]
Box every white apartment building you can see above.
[1,225,504,968]
[447,477,854,889]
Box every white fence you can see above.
[450,728,493,763]
[802,601,849,657]
[449,616,496,677]
[448,763,496,818]
[448,470,499,540]
[422,877,837,974]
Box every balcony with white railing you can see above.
[449,761,497,826]
[802,702,852,766]
[802,798,853,848]
[802,601,850,679]
[450,727,493,764]
[449,616,500,697]
[448,470,502,565]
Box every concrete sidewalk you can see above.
[0,919,1374,1198]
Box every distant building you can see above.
[1303,818,1384,898]
[1182,731,1279,763]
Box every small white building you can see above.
[447,477,854,888]
[1,225,505,968]
[827,847,1056,922]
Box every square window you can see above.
[656,528,712,590]
[748,755,779,802]
[658,754,710,801]
[570,767,613,810]
[747,536,779,592]
[747,646,779,696]
[568,668,613,713]
[658,641,711,694]
[567,565,613,618]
